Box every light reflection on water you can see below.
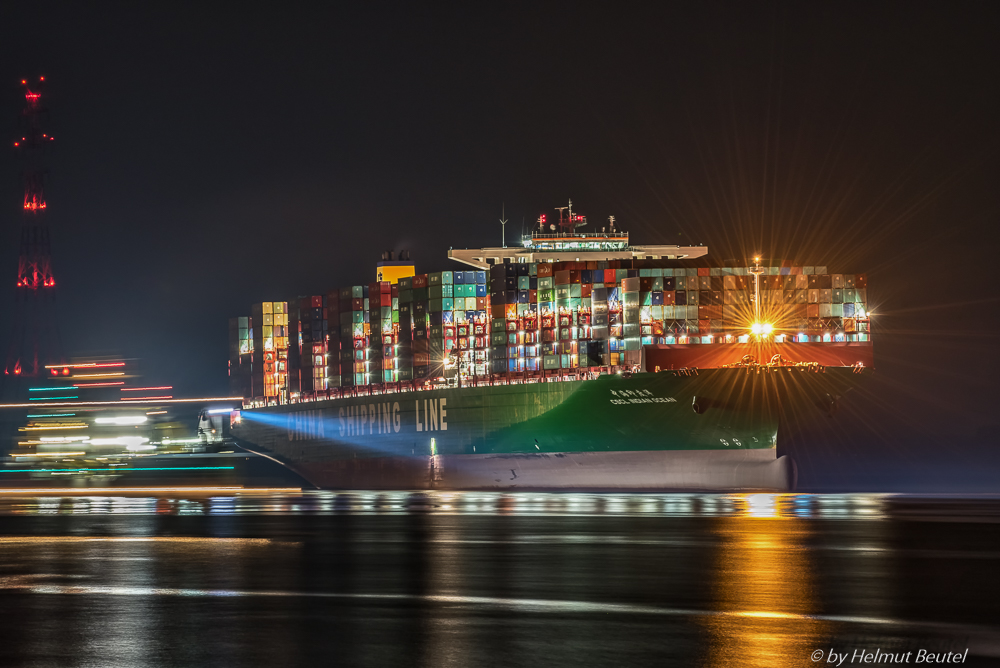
[0,493,996,667]
[703,515,827,668]
[0,491,898,518]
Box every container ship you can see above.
[229,201,872,491]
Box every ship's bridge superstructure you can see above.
[449,231,707,269]
[451,201,706,269]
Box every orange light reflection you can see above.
[701,494,828,668]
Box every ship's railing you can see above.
[527,232,628,240]
[269,366,628,406]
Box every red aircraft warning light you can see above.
[4,78,62,378]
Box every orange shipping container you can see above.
[537,263,554,277]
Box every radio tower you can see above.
[4,77,61,379]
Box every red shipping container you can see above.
[698,319,711,331]
[311,295,323,308]
[698,305,723,320]
[491,304,506,319]
[790,266,802,275]
[569,270,582,284]
[369,282,380,295]
[663,291,676,305]
[413,274,428,288]
[380,281,391,293]
[806,303,820,318]
[529,289,537,302]
[586,261,598,270]
[537,263,554,277]
[639,277,653,291]
[604,269,616,283]
[581,285,592,298]
[380,294,392,306]
[697,267,711,276]
[351,298,364,310]
[554,270,571,285]
[477,297,489,310]
[855,274,867,288]
[390,285,399,297]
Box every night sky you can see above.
[1,2,997,488]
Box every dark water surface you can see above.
[0,492,997,667]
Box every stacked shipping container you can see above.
[230,260,869,404]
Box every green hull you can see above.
[232,366,868,490]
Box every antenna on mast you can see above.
[500,203,508,248]
[555,198,586,233]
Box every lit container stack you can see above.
[454,269,490,377]
[337,286,370,387]
[291,295,330,393]
[325,290,342,388]
[395,276,415,381]
[489,262,541,373]
[426,270,455,378]
[408,274,431,378]
[227,316,252,398]
[250,301,289,402]
[367,281,398,383]
[232,256,869,403]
